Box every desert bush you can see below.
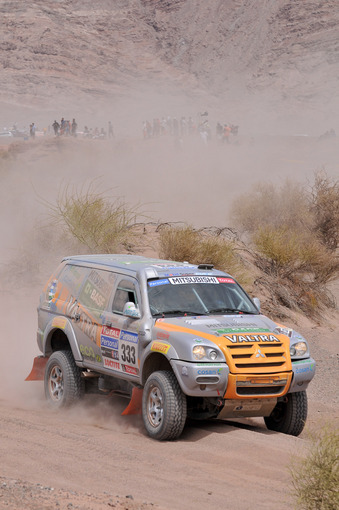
[230,173,339,316]
[310,171,339,251]
[158,225,200,263]
[252,224,339,315]
[253,226,339,283]
[230,180,313,236]
[46,182,143,253]
[290,425,339,510]
[158,225,249,284]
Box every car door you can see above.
[99,276,141,377]
[74,267,116,366]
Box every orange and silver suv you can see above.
[28,254,316,440]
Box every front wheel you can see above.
[142,371,187,441]
[264,391,308,436]
[44,350,84,408]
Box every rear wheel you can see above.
[142,371,187,440]
[44,350,84,408]
[264,391,308,436]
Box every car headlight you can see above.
[192,345,206,360]
[290,341,308,357]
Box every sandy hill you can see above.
[1,0,338,133]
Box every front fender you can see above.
[289,357,316,393]
[171,360,229,397]
[139,339,179,384]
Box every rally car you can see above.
[27,254,315,440]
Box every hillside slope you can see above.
[1,0,338,130]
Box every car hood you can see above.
[153,313,292,374]
[154,313,279,338]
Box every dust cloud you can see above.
[0,88,338,414]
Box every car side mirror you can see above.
[253,297,261,311]
[123,302,141,319]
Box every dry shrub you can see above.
[158,225,199,262]
[253,226,339,283]
[253,225,338,316]
[290,425,339,510]
[310,170,339,251]
[46,182,144,253]
[159,225,249,284]
[230,180,313,235]
[230,173,339,317]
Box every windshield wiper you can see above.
[153,309,203,317]
[208,307,254,315]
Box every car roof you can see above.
[62,254,230,278]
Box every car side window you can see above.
[112,279,138,315]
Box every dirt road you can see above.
[0,288,338,510]
[0,136,337,509]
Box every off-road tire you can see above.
[142,371,187,441]
[264,391,308,436]
[44,350,84,408]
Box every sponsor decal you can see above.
[101,347,119,360]
[156,331,169,340]
[101,336,119,350]
[65,296,98,344]
[217,277,235,284]
[185,318,220,326]
[151,341,171,354]
[148,279,170,287]
[224,334,280,343]
[87,270,111,296]
[78,270,113,314]
[81,280,107,310]
[102,325,120,339]
[48,280,57,302]
[62,265,84,294]
[293,359,314,366]
[182,366,188,376]
[197,368,223,375]
[194,338,203,343]
[103,358,120,370]
[52,316,67,329]
[120,330,138,343]
[122,365,139,375]
[216,327,270,334]
[80,344,102,362]
[169,276,219,285]
[296,366,312,374]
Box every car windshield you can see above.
[147,276,258,317]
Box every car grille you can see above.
[226,342,288,371]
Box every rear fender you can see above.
[42,315,82,361]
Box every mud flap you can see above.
[121,387,143,415]
[25,356,49,381]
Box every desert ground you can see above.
[0,133,338,510]
[1,1,339,508]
